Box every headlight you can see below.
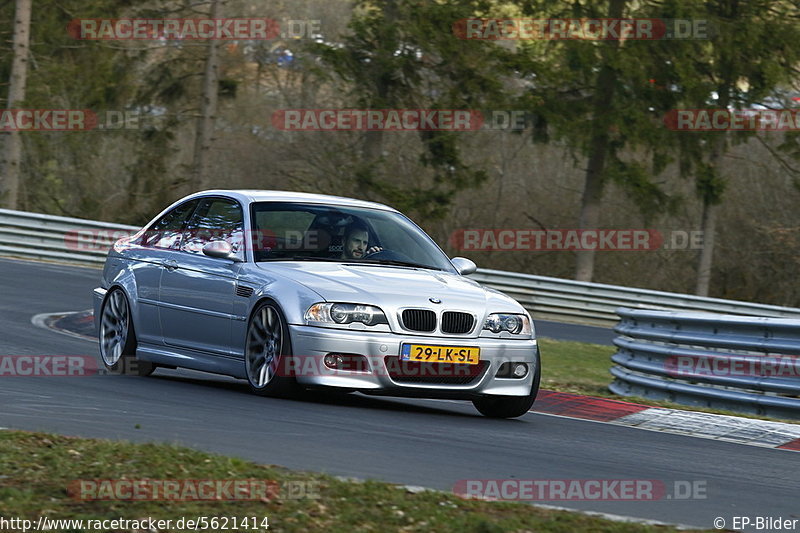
[483,313,531,335]
[305,303,388,327]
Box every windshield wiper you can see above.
[355,259,443,271]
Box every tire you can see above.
[98,288,155,377]
[244,299,301,398]
[472,350,541,419]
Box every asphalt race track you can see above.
[1,257,797,529]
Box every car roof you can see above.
[187,189,398,212]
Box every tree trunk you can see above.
[692,38,732,295]
[192,0,222,190]
[361,0,396,165]
[575,135,609,281]
[574,0,625,282]
[695,199,717,296]
[694,135,725,296]
[1,0,32,209]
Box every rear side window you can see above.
[140,200,198,249]
[181,198,244,255]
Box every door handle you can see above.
[163,259,179,271]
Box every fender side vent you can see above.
[236,285,254,298]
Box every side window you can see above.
[140,200,198,249]
[181,198,244,256]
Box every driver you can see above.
[341,221,382,259]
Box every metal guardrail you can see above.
[470,269,800,326]
[610,307,800,420]
[0,208,136,266]
[2,207,800,326]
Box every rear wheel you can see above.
[472,350,541,418]
[98,288,154,377]
[245,300,300,398]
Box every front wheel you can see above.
[245,300,300,398]
[472,351,541,418]
[98,288,154,377]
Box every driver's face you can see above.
[343,230,369,259]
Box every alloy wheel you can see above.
[100,289,129,367]
[246,304,283,388]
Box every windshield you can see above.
[250,202,456,273]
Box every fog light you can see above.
[323,353,369,371]
[324,354,344,369]
[495,362,528,379]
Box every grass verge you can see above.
[538,337,798,424]
[0,430,693,533]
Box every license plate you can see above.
[400,344,480,365]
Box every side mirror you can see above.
[451,257,477,275]
[202,241,243,262]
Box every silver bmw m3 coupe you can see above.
[94,190,540,418]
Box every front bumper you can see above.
[288,324,538,399]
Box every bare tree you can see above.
[573,0,626,282]
[192,0,222,190]
[0,0,32,209]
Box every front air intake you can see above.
[401,309,436,332]
[441,311,475,334]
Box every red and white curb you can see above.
[533,390,800,451]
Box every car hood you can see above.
[256,262,524,315]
